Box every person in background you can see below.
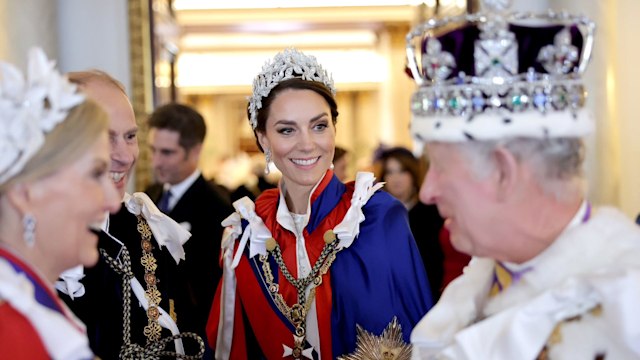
[407,1,640,358]
[332,146,350,182]
[378,147,453,300]
[145,103,233,354]
[57,72,204,359]
[0,48,119,359]
[207,48,432,359]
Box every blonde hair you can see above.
[0,100,109,192]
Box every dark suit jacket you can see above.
[146,174,233,346]
[59,207,191,359]
[408,201,445,301]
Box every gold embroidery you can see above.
[137,215,162,343]
[170,299,177,323]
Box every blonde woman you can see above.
[0,48,119,359]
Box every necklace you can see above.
[258,229,341,358]
[99,216,205,359]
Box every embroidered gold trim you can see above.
[137,215,162,343]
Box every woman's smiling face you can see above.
[257,88,336,195]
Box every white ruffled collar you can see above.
[221,171,384,269]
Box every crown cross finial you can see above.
[422,38,456,82]
[475,34,518,79]
[538,27,579,75]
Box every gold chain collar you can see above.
[258,229,340,358]
[136,215,162,343]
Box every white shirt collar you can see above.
[275,172,328,235]
[163,169,201,211]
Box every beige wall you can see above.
[0,0,57,65]
[556,0,640,218]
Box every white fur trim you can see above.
[411,108,593,142]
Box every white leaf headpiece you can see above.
[0,48,85,184]
[247,48,336,130]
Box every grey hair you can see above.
[457,137,586,201]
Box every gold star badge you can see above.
[337,317,411,360]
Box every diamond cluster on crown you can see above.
[0,48,84,184]
[407,9,593,121]
[248,48,336,130]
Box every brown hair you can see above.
[148,103,206,151]
[377,147,425,195]
[333,146,348,162]
[250,78,339,152]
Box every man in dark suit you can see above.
[57,71,202,359]
[145,103,232,351]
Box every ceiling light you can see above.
[174,0,430,11]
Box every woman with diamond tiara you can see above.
[0,48,120,358]
[206,48,433,359]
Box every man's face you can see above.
[82,81,138,198]
[420,142,499,257]
[148,128,200,185]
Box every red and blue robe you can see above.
[0,247,92,359]
[207,171,433,359]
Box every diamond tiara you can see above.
[248,48,336,130]
[0,48,85,184]
[406,3,596,141]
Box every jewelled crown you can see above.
[406,0,596,142]
[0,48,85,184]
[248,48,336,130]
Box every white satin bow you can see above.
[123,192,191,264]
[333,172,384,249]
[222,197,273,268]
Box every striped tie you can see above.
[489,262,512,297]
[489,261,532,297]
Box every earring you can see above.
[330,163,335,170]
[23,213,36,247]
[264,149,272,175]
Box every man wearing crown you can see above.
[407,1,640,359]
